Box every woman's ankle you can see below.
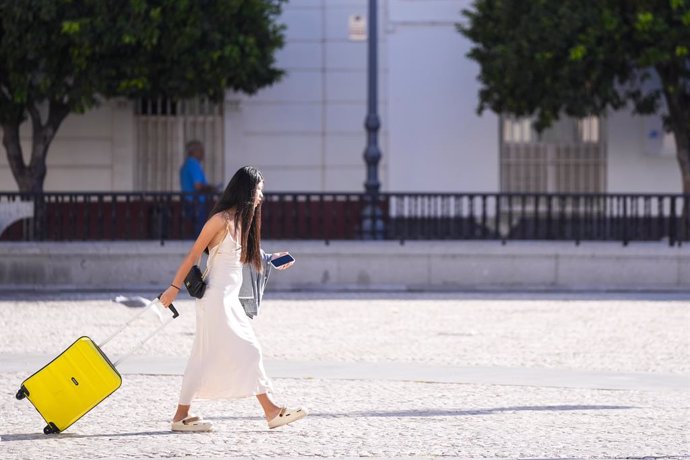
[172,410,190,422]
[264,406,282,421]
[256,393,282,420]
[173,404,192,422]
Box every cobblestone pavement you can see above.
[3,374,689,459]
[1,292,689,459]
[2,292,689,374]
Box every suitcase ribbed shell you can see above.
[21,337,122,433]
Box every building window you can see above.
[134,98,224,191]
[503,117,533,143]
[137,98,178,116]
[578,115,599,143]
[500,115,606,194]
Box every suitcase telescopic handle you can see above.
[108,296,180,367]
[157,294,179,318]
[100,295,179,351]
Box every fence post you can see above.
[361,191,384,240]
[546,195,553,240]
[98,194,104,240]
[683,195,689,246]
[481,195,488,239]
[496,194,504,244]
[622,196,629,246]
[157,197,163,246]
[572,195,578,242]
[669,197,677,247]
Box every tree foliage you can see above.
[0,0,285,192]
[459,0,690,191]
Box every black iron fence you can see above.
[0,192,688,246]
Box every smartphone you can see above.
[270,253,295,268]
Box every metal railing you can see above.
[0,192,688,246]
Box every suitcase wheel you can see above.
[43,423,59,435]
[15,386,28,400]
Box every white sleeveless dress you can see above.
[178,228,273,405]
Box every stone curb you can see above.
[4,354,688,392]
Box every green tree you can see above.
[0,0,285,192]
[459,0,690,192]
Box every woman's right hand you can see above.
[159,285,179,308]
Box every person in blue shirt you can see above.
[180,140,217,236]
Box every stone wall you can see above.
[1,241,687,291]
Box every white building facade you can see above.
[0,0,682,194]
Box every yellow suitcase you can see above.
[16,299,178,434]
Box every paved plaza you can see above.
[0,291,688,459]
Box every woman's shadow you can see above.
[212,403,635,420]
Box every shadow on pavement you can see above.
[1,427,274,441]
[0,430,176,441]
[211,404,635,421]
[342,404,636,418]
[1,405,634,441]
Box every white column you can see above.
[223,95,245,183]
[111,99,136,190]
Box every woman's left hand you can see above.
[159,285,179,308]
[271,251,295,270]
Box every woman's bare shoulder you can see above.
[220,209,241,238]
[206,212,229,230]
[210,209,236,229]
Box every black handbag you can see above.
[184,265,206,299]
[184,229,226,299]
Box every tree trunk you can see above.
[672,127,690,244]
[1,121,34,193]
[656,65,690,194]
[2,102,70,240]
[664,92,690,244]
[674,130,690,195]
[1,101,70,193]
[656,62,690,243]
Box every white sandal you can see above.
[267,407,307,429]
[171,415,213,432]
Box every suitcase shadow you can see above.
[1,430,176,441]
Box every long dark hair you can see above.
[208,166,264,271]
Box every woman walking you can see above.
[160,166,306,432]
